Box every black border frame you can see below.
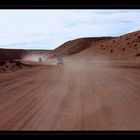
[0,0,140,137]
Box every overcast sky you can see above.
[0,10,140,50]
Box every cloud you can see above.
[0,10,140,50]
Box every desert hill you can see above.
[47,37,113,58]
[67,30,140,60]
[0,48,50,60]
[0,48,26,60]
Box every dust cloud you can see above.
[22,54,45,62]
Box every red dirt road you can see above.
[0,60,140,130]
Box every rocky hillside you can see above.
[0,60,30,73]
[48,37,114,58]
[84,30,140,60]
[68,30,140,61]
[0,49,26,60]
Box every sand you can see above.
[0,29,140,130]
[0,58,140,130]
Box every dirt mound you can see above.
[48,37,113,58]
[70,30,140,60]
[0,60,30,73]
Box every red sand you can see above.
[0,30,140,130]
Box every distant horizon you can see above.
[0,35,117,50]
[0,10,140,50]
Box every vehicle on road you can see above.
[57,56,64,65]
[38,57,43,62]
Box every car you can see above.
[56,56,64,65]
[38,57,43,62]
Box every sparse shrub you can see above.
[110,50,114,53]
[122,48,125,51]
[135,44,137,46]
[136,53,140,57]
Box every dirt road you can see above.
[0,59,140,130]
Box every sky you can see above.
[0,10,140,50]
